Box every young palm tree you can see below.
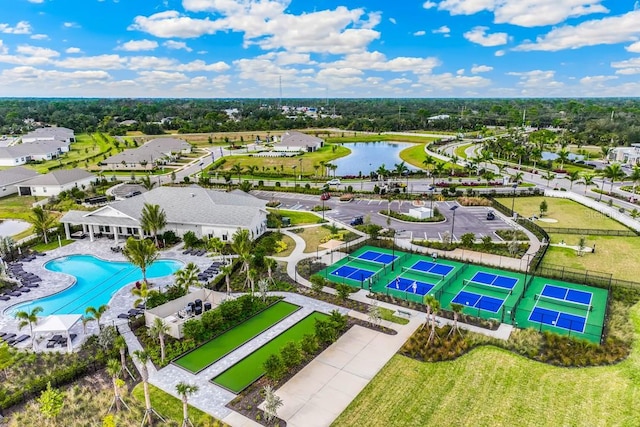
[220,263,233,295]
[422,155,435,176]
[175,382,199,427]
[106,358,123,412]
[556,149,570,170]
[133,350,156,426]
[140,175,157,191]
[28,206,55,244]
[230,228,252,278]
[629,165,640,194]
[205,236,224,259]
[581,174,596,195]
[230,163,243,183]
[264,257,277,283]
[393,161,408,180]
[15,306,43,351]
[565,170,581,190]
[602,163,625,193]
[511,171,524,184]
[422,295,436,332]
[132,280,150,309]
[174,262,200,294]
[139,203,167,247]
[123,237,159,285]
[150,318,169,363]
[449,303,464,337]
[543,170,555,188]
[85,304,109,330]
[428,299,441,344]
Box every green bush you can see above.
[263,353,286,381]
[300,334,319,356]
[280,341,302,368]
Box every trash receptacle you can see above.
[282,217,291,227]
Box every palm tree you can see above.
[565,170,581,190]
[230,163,243,183]
[140,203,167,247]
[220,263,233,295]
[313,163,320,179]
[602,163,625,193]
[600,145,610,160]
[264,257,277,283]
[543,170,555,188]
[247,268,258,294]
[449,303,463,337]
[629,165,640,194]
[581,174,596,195]
[175,382,199,427]
[245,165,258,178]
[15,306,42,351]
[174,262,200,293]
[114,335,129,379]
[132,281,150,309]
[511,171,524,184]
[428,299,441,344]
[393,161,408,180]
[422,155,435,176]
[376,164,389,181]
[85,304,108,330]
[133,350,156,426]
[28,206,55,244]
[150,318,169,363]
[205,236,224,259]
[556,149,570,171]
[140,175,157,191]
[123,237,159,285]
[106,358,123,412]
[230,228,252,286]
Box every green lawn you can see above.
[334,303,640,427]
[174,301,300,373]
[0,194,42,221]
[211,311,328,393]
[32,239,74,252]
[399,143,458,170]
[454,143,474,159]
[27,133,117,173]
[268,208,323,225]
[132,383,228,426]
[511,196,628,230]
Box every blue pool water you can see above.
[8,255,182,316]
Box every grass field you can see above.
[334,303,640,427]
[174,301,300,373]
[26,133,117,173]
[268,209,323,225]
[511,197,628,230]
[297,225,332,253]
[454,143,474,159]
[399,143,457,170]
[0,194,42,221]
[211,311,328,393]
[540,236,640,282]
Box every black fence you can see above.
[542,227,639,237]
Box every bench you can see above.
[395,309,412,319]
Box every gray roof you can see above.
[0,140,70,159]
[0,166,39,186]
[18,169,95,187]
[62,186,267,228]
[23,127,74,140]
[102,138,191,165]
[276,131,323,148]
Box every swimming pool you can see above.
[8,255,183,316]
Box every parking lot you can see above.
[251,190,516,242]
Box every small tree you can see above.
[263,353,285,381]
[85,304,109,330]
[460,232,475,247]
[336,283,351,300]
[577,235,586,257]
[150,318,170,363]
[539,200,548,217]
[367,302,382,326]
[258,278,269,302]
[300,334,318,356]
[15,306,43,351]
[481,235,492,249]
[175,382,199,427]
[310,275,325,294]
[263,384,283,423]
[38,382,64,419]
[508,235,519,256]
[449,303,464,337]
[0,342,16,380]
[280,341,302,368]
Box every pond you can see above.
[332,141,418,176]
[0,219,31,237]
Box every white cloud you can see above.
[495,50,505,56]
[63,22,80,28]
[65,47,82,54]
[324,51,441,74]
[515,10,640,51]
[27,0,44,3]
[423,1,437,9]
[136,70,189,86]
[30,34,48,40]
[389,18,397,24]
[130,3,382,55]
[0,40,7,55]
[435,0,608,27]
[463,26,508,47]
[55,54,126,70]
[507,70,564,89]
[117,39,159,51]
[163,40,192,51]
[16,45,59,58]
[0,21,32,34]
[611,57,640,75]
[418,73,491,90]
[471,64,493,73]
[579,75,618,84]
[625,41,640,53]
[432,25,450,35]
[413,30,426,36]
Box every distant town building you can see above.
[608,144,640,165]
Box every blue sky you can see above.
[1,0,640,97]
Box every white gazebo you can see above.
[33,314,82,353]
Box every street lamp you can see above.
[450,205,458,241]
[292,165,297,188]
[298,158,303,180]
[428,186,435,214]
[511,183,518,217]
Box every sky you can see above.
[1,0,640,98]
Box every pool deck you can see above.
[0,238,215,351]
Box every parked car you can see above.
[124,190,142,198]
[320,192,331,200]
[350,216,364,226]
[486,211,496,220]
[326,178,341,185]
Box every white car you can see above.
[326,179,341,185]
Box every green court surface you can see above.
[173,301,300,373]
[319,245,607,343]
[211,311,328,393]
[514,277,608,343]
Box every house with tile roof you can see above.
[60,186,268,244]
[16,169,95,197]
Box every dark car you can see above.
[320,192,331,201]
[350,216,364,226]
[486,211,496,220]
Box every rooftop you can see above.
[18,169,95,187]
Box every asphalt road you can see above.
[251,190,516,242]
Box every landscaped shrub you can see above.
[300,334,319,356]
[280,341,302,368]
[457,196,492,206]
[263,354,286,381]
[379,209,444,223]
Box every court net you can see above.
[463,279,512,296]
[402,266,444,283]
[348,255,386,272]
[536,294,592,312]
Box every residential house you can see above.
[0,166,39,198]
[60,186,268,244]
[274,131,323,152]
[0,140,72,166]
[16,169,95,197]
[21,127,75,144]
[608,144,640,166]
[100,138,192,170]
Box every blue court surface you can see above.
[452,290,504,313]
[331,265,375,281]
[541,284,592,306]
[410,260,455,277]
[357,250,397,265]
[470,271,518,290]
[529,307,586,333]
[386,277,435,296]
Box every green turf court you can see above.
[173,301,300,373]
[513,277,607,343]
[211,311,328,393]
